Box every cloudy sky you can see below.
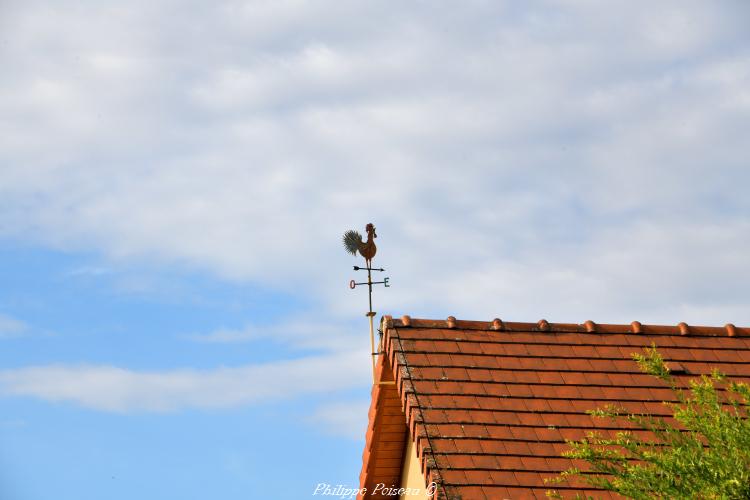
[1,1,749,498]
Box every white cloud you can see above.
[0,418,27,428]
[0,0,748,348]
[185,320,366,353]
[0,314,28,339]
[308,400,370,440]
[64,265,113,277]
[0,351,370,413]
[187,327,258,344]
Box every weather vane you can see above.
[343,223,390,380]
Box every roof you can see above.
[358,316,750,499]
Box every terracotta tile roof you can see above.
[358,316,750,500]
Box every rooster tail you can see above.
[343,230,362,256]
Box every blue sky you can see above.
[1,1,749,498]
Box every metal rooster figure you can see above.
[343,223,377,268]
[343,223,390,382]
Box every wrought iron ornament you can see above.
[343,223,377,267]
[343,223,391,382]
[343,223,390,316]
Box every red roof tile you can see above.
[358,316,750,499]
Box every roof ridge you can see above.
[383,315,745,337]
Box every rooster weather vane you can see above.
[343,223,390,380]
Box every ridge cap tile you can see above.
[386,315,748,337]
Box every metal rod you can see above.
[368,313,376,382]
[367,266,373,315]
[367,266,377,382]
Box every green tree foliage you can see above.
[546,345,750,499]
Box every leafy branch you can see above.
[546,344,750,499]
